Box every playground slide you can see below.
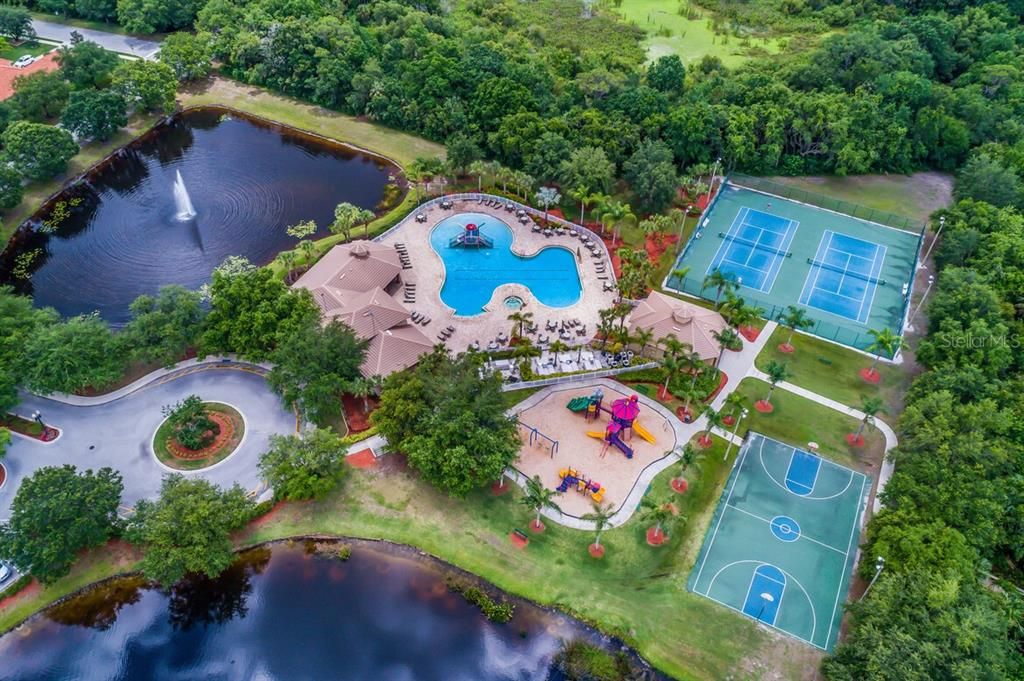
[608,432,634,459]
[586,431,607,440]
[632,422,656,444]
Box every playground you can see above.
[512,381,678,518]
[688,432,869,650]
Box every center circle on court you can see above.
[770,515,801,542]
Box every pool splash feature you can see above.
[431,213,582,315]
[504,295,525,310]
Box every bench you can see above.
[817,356,833,366]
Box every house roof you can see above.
[293,240,402,296]
[628,291,728,361]
[361,324,435,377]
[0,52,59,102]
[332,286,411,340]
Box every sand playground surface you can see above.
[513,382,677,517]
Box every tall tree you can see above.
[61,88,128,141]
[158,32,213,81]
[0,465,123,583]
[20,313,126,395]
[56,40,120,89]
[623,140,678,213]
[329,202,375,239]
[11,71,69,122]
[112,60,178,113]
[122,285,207,367]
[520,475,560,529]
[125,475,253,587]
[2,121,78,180]
[259,428,349,501]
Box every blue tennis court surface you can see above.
[707,207,798,293]
[799,231,886,323]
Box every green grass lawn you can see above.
[731,377,885,470]
[0,41,54,61]
[765,173,953,225]
[756,326,908,421]
[0,433,823,679]
[613,0,784,66]
[181,77,445,168]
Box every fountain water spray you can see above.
[172,169,196,221]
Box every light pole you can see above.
[755,592,775,622]
[906,274,935,333]
[677,204,692,255]
[707,158,722,207]
[30,410,44,430]
[723,407,748,461]
[919,216,945,269]
[860,556,885,601]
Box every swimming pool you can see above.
[431,213,582,315]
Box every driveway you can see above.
[31,19,161,59]
[0,368,295,519]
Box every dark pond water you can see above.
[0,107,396,324]
[0,543,629,681]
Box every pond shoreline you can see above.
[0,534,671,679]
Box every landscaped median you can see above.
[152,400,245,471]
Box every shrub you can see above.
[444,575,515,622]
[162,395,217,450]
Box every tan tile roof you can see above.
[333,287,410,340]
[293,240,402,295]
[0,52,59,101]
[361,324,434,377]
[628,291,727,361]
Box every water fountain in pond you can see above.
[172,169,197,221]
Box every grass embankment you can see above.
[756,327,908,420]
[613,0,783,66]
[766,173,953,225]
[152,402,245,471]
[0,434,822,679]
[0,112,163,243]
[731,377,884,470]
[0,40,53,61]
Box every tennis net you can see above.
[806,258,886,286]
[718,231,792,259]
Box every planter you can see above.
[646,527,666,546]
[529,519,545,534]
[588,543,605,559]
[778,343,795,353]
[846,433,866,447]
[754,400,774,414]
[859,367,881,384]
[670,477,688,494]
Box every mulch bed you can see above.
[646,527,666,546]
[529,519,546,534]
[697,433,714,448]
[859,367,882,384]
[754,399,775,414]
[739,325,760,342]
[588,544,605,558]
[166,411,235,459]
[1,414,60,442]
[671,477,688,494]
[491,480,511,496]
[341,394,378,433]
[704,370,729,403]
[846,433,866,447]
[509,531,529,549]
[0,462,6,489]
[644,233,679,265]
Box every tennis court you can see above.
[687,433,869,651]
[667,180,923,354]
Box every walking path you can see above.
[1,363,294,520]
[31,19,161,59]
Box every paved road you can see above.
[31,19,161,59]
[0,369,295,520]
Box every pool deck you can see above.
[376,197,618,351]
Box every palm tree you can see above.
[641,498,674,544]
[699,406,725,447]
[722,391,746,425]
[468,160,490,191]
[760,360,791,410]
[660,334,686,360]
[598,199,636,243]
[277,250,298,281]
[679,350,706,414]
[850,396,886,445]
[298,239,317,264]
[731,301,765,332]
[712,327,741,366]
[535,186,561,226]
[583,501,614,555]
[660,352,680,398]
[864,328,906,380]
[330,202,375,239]
[513,338,541,361]
[778,305,813,351]
[670,443,698,493]
[568,185,591,225]
[520,475,561,530]
[670,265,691,288]
[702,269,737,306]
[548,339,569,356]
[613,301,632,332]
[350,376,373,412]
[507,310,533,338]
[633,327,654,358]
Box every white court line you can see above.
[858,243,888,323]
[825,472,868,649]
[763,217,800,293]
[741,565,786,626]
[702,560,821,649]
[784,441,820,496]
[692,441,750,589]
[755,435,856,501]
[725,503,849,556]
[706,206,750,278]
[799,230,833,306]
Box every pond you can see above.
[0,543,646,681]
[0,107,397,324]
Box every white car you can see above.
[0,562,11,585]
[12,55,34,69]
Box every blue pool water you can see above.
[431,213,582,315]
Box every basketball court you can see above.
[687,433,869,650]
